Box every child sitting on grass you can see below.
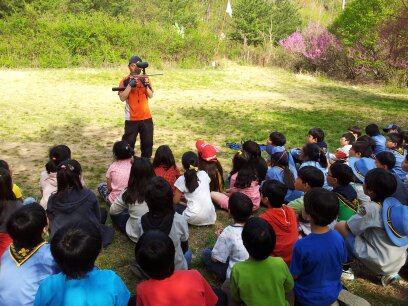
[385,133,407,181]
[290,188,347,306]
[212,151,260,211]
[201,192,252,281]
[173,151,216,226]
[135,231,224,306]
[260,180,298,265]
[109,157,154,241]
[375,151,408,204]
[266,151,303,203]
[0,160,23,201]
[329,132,355,162]
[230,217,294,306]
[299,143,330,190]
[0,168,23,258]
[39,145,72,208]
[242,140,267,184]
[98,140,134,205]
[327,162,359,221]
[290,128,329,163]
[196,140,225,192]
[34,222,130,305]
[0,204,60,306]
[348,157,376,205]
[266,131,296,171]
[335,168,408,286]
[153,145,182,192]
[365,124,386,155]
[287,166,324,215]
[136,177,191,271]
[347,126,362,141]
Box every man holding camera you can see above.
[118,55,154,158]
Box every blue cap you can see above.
[382,197,408,247]
[348,157,376,183]
[383,124,400,133]
[129,56,142,64]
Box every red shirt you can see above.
[136,270,218,306]
[260,205,298,265]
[154,166,182,192]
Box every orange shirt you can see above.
[118,76,153,121]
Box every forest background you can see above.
[0,0,407,87]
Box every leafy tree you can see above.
[270,0,302,44]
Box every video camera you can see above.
[112,61,163,91]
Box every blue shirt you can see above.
[388,147,408,181]
[290,229,347,306]
[371,135,386,155]
[266,166,303,202]
[34,267,130,306]
[0,243,60,306]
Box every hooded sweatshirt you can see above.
[260,205,298,265]
[47,189,101,239]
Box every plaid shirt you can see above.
[154,166,182,191]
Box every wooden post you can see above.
[214,2,228,65]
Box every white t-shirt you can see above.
[211,224,249,279]
[174,170,216,226]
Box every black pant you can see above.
[122,119,154,158]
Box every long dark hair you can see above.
[56,160,83,198]
[270,151,295,190]
[0,167,16,202]
[231,151,257,188]
[123,157,155,204]
[198,159,224,192]
[301,144,328,168]
[152,145,177,171]
[182,151,199,193]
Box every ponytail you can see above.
[302,144,327,169]
[282,165,295,190]
[181,151,200,193]
[318,150,328,168]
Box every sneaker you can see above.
[380,274,401,286]
[341,268,355,281]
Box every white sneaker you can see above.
[380,274,401,286]
[341,268,355,281]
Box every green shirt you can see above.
[231,257,294,306]
[287,196,304,214]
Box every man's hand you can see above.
[140,77,150,88]
[129,78,137,88]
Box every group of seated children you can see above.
[0,122,407,306]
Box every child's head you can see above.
[349,141,374,158]
[7,203,47,248]
[181,151,199,193]
[242,217,276,261]
[340,132,355,147]
[135,230,175,280]
[268,132,286,146]
[0,167,16,202]
[145,177,174,217]
[112,140,134,160]
[152,145,176,170]
[365,124,381,137]
[347,126,362,139]
[51,222,102,279]
[295,166,324,192]
[195,140,217,162]
[304,188,339,226]
[232,151,257,188]
[363,168,397,202]
[124,157,155,204]
[383,124,401,134]
[327,162,353,187]
[375,151,396,171]
[260,180,288,208]
[45,145,71,174]
[56,159,83,194]
[228,192,253,223]
[0,160,11,174]
[385,133,403,149]
[300,143,328,168]
[307,128,325,143]
[270,151,295,189]
[242,140,261,159]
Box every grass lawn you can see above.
[1,63,407,305]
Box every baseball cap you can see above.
[383,124,400,133]
[196,140,217,162]
[129,56,142,65]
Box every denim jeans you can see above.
[201,247,228,281]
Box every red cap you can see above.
[195,140,217,162]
